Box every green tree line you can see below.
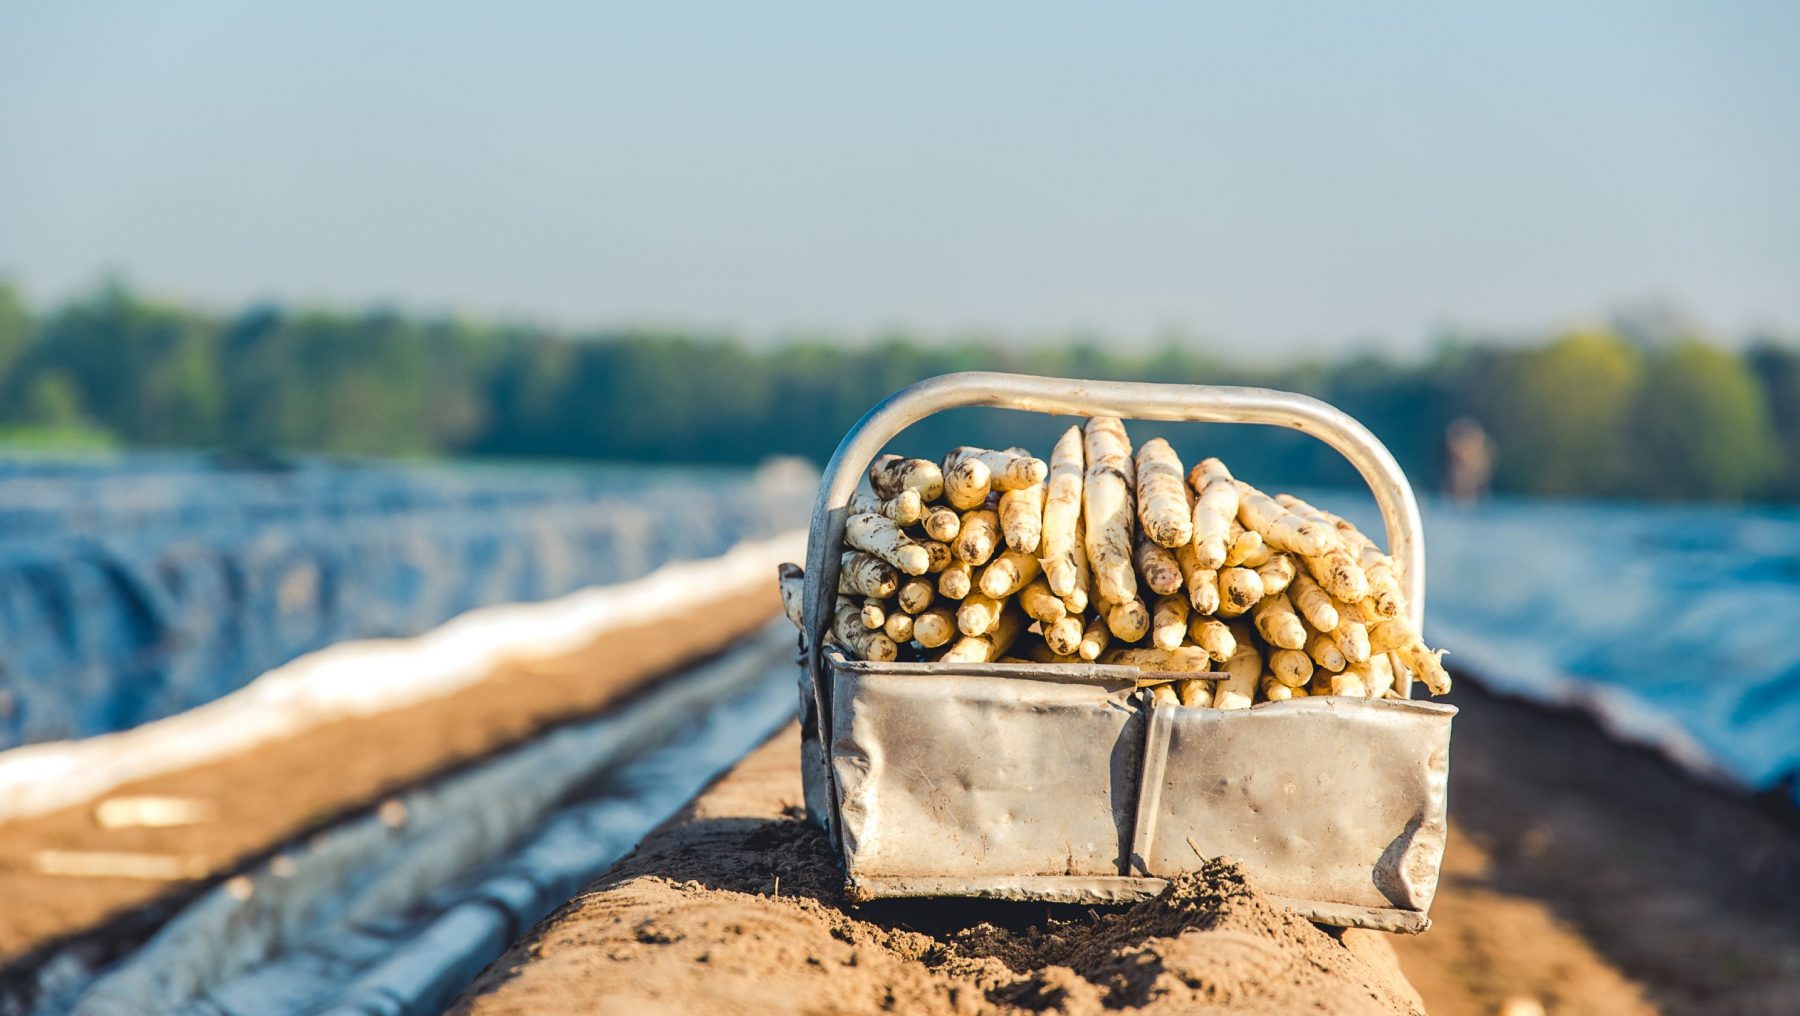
[2,280,1796,502]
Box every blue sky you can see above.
[2,2,1796,355]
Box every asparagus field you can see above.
[779,418,1451,706]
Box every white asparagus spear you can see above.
[1039,425,1085,596]
[1288,571,1340,632]
[1151,594,1190,651]
[938,605,1026,662]
[922,505,962,542]
[1362,611,1458,693]
[1255,553,1297,596]
[869,454,944,502]
[1331,662,1371,697]
[1306,629,1347,672]
[1393,633,1453,695]
[956,592,1006,637]
[1100,646,1211,673]
[937,559,973,600]
[1061,516,1092,614]
[1043,614,1083,656]
[953,508,1002,565]
[1276,493,1401,619]
[1237,481,1339,557]
[1189,616,1236,662]
[1019,575,1067,624]
[1000,480,1046,554]
[897,577,934,615]
[985,447,1049,490]
[1187,457,1238,569]
[1216,566,1264,617]
[1078,613,1110,661]
[1236,538,1272,570]
[831,600,897,661]
[845,511,930,576]
[918,539,952,573]
[1082,417,1138,604]
[1104,596,1150,642]
[1216,621,1261,710]
[1135,438,1193,548]
[1222,521,1265,568]
[1252,590,1307,650]
[1261,676,1300,702]
[1176,542,1221,615]
[979,548,1041,599]
[1022,639,1080,664]
[1366,618,1414,655]
[1332,600,1373,664]
[941,449,991,509]
[851,490,923,527]
[943,447,1047,508]
[1177,677,1214,707]
[1270,648,1314,688]
[1135,535,1183,597]
[838,551,899,598]
[1367,652,1397,699]
[1302,541,1371,604]
[913,606,956,648]
[1321,515,1406,619]
[859,597,885,630]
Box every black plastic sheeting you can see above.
[0,455,810,750]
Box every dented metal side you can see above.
[821,650,1455,932]
[1142,696,1454,913]
[831,664,1143,878]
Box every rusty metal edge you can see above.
[826,653,1145,684]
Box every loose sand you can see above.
[0,588,778,977]
[452,726,1428,1016]
[1390,681,1800,1016]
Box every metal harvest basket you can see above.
[799,372,1454,933]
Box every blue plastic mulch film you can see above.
[0,454,812,749]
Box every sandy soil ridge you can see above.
[453,725,1428,1016]
[1389,681,1800,1016]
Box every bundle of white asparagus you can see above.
[776,420,1451,708]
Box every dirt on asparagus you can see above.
[453,725,1425,1016]
[0,584,779,977]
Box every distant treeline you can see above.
[1,281,1796,502]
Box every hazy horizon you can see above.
[4,2,1797,356]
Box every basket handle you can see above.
[800,373,1426,752]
